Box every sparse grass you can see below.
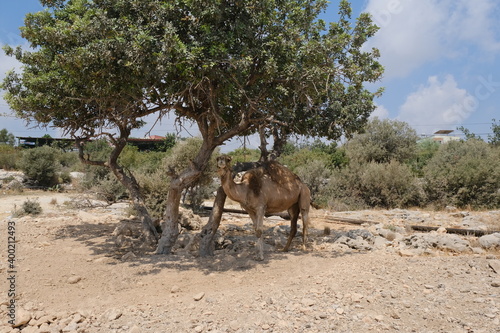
[13,198,43,217]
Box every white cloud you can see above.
[397,75,476,132]
[369,103,389,120]
[0,44,23,82]
[364,0,500,79]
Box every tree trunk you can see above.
[108,162,159,245]
[155,140,217,254]
[199,186,227,257]
[76,136,159,245]
[155,181,183,254]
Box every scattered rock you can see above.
[194,292,205,301]
[128,326,142,333]
[488,260,500,274]
[301,298,315,307]
[179,207,203,230]
[13,308,32,327]
[106,309,122,321]
[479,233,500,249]
[403,233,471,253]
[62,322,78,332]
[121,251,137,261]
[67,276,82,284]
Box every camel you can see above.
[216,155,311,260]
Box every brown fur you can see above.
[216,155,311,260]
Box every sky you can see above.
[1,0,500,150]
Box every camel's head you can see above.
[216,155,232,170]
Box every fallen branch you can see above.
[203,206,500,237]
[409,225,500,237]
[202,206,291,219]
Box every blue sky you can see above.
[1,0,499,149]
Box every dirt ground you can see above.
[1,190,499,333]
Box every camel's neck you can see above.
[219,167,246,203]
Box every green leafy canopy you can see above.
[2,0,383,145]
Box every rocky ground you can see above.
[0,187,499,333]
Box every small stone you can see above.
[488,260,500,274]
[171,285,180,293]
[301,298,315,307]
[67,276,82,284]
[121,251,136,261]
[62,322,78,332]
[38,323,51,333]
[436,227,447,234]
[399,248,419,257]
[194,325,203,332]
[194,292,205,301]
[350,293,364,303]
[94,257,114,264]
[479,233,500,249]
[19,326,37,333]
[262,324,270,330]
[106,309,122,321]
[336,308,344,315]
[129,326,142,333]
[229,320,240,330]
[491,281,500,287]
[14,308,32,327]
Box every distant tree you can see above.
[0,129,15,145]
[424,139,500,208]
[410,138,440,177]
[457,126,483,141]
[3,0,383,254]
[345,118,419,164]
[488,119,500,146]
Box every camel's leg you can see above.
[300,207,310,251]
[283,204,299,252]
[250,207,266,261]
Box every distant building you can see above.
[17,135,168,151]
[428,130,461,144]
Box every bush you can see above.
[228,148,261,164]
[324,160,425,209]
[345,118,419,164]
[423,140,500,208]
[13,198,42,216]
[410,139,440,177]
[279,148,332,172]
[294,159,332,207]
[18,146,61,187]
[0,145,21,170]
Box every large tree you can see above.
[2,0,383,254]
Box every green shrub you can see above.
[228,148,261,163]
[18,146,60,187]
[423,140,500,208]
[14,198,42,216]
[0,145,21,170]
[92,174,128,203]
[294,159,332,207]
[324,160,425,209]
[409,139,440,177]
[279,148,332,172]
[345,118,419,164]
